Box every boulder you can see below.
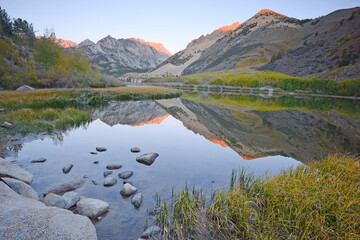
[62,164,73,174]
[43,193,67,208]
[131,193,143,208]
[118,171,133,179]
[141,226,161,238]
[76,197,109,218]
[0,182,97,240]
[16,85,34,91]
[120,183,137,197]
[62,191,81,209]
[106,164,122,170]
[31,157,46,163]
[103,177,117,187]
[1,121,12,128]
[136,153,159,166]
[103,170,112,177]
[131,147,141,153]
[44,178,86,195]
[0,158,33,184]
[2,177,38,200]
[96,147,107,152]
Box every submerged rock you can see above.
[44,178,86,195]
[43,193,67,208]
[136,153,159,166]
[2,177,38,200]
[31,157,47,163]
[106,164,122,170]
[62,164,73,174]
[0,158,33,184]
[131,193,143,208]
[118,171,133,179]
[0,182,97,240]
[90,152,97,155]
[131,147,141,153]
[92,180,98,185]
[1,121,12,128]
[76,197,109,218]
[93,161,99,164]
[120,183,137,197]
[103,177,117,187]
[62,191,81,209]
[96,147,107,152]
[141,226,161,238]
[103,170,113,177]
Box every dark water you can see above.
[2,93,360,239]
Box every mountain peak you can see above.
[217,22,241,32]
[255,9,288,18]
[131,38,172,56]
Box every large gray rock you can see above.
[131,193,143,208]
[118,171,133,179]
[62,191,81,209]
[76,197,109,218]
[141,226,161,238]
[16,85,34,91]
[136,153,159,166]
[43,193,67,208]
[0,182,97,240]
[120,183,137,197]
[2,177,38,200]
[44,178,86,195]
[0,158,33,184]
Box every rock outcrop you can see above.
[0,158,33,184]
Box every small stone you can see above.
[131,193,143,208]
[96,216,103,221]
[83,175,88,178]
[31,157,47,163]
[136,153,159,166]
[118,171,133,179]
[120,183,137,197]
[62,164,73,174]
[43,193,67,208]
[106,164,122,170]
[62,191,81,209]
[103,170,112,177]
[141,226,161,238]
[96,147,107,152]
[1,121,12,128]
[90,152,97,155]
[92,180,98,185]
[131,147,141,153]
[76,197,109,218]
[103,177,117,187]
[93,161,99,164]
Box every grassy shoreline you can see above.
[0,86,182,136]
[152,154,360,239]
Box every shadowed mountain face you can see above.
[156,98,360,163]
[92,101,168,127]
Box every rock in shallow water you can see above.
[0,182,97,240]
[43,193,67,208]
[136,153,159,166]
[103,170,113,177]
[90,152,97,155]
[106,164,122,170]
[76,197,109,218]
[96,147,107,152]
[62,164,73,174]
[92,180,98,185]
[120,183,137,197]
[2,177,38,200]
[62,191,81,209]
[131,193,143,208]
[0,158,33,184]
[118,171,133,179]
[131,147,141,153]
[103,177,117,187]
[93,161,99,164]
[44,178,86,195]
[31,157,46,163]
[141,226,161,238]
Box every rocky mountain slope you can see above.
[77,36,170,76]
[131,38,172,56]
[35,36,78,48]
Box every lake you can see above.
[1,92,359,239]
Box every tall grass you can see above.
[154,154,360,239]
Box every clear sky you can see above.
[0,0,359,54]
